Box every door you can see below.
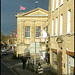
[70,66,74,75]
[67,55,74,75]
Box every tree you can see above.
[1,32,9,45]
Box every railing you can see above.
[18,52,30,59]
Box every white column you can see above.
[67,10,71,33]
[60,15,63,35]
[55,17,58,36]
[52,20,54,36]
[52,0,54,11]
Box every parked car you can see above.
[1,49,8,55]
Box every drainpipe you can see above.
[57,0,62,75]
[21,20,25,44]
[33,21,36,72]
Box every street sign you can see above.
[30,42,40,72]
[30,42,35,54]
[36,42,40,53]
[30,42,40,54]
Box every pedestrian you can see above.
[37,62,43,75]
[45,57,47,64]
[22,58,26,69]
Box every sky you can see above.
[1,0,49,35]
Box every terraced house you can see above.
[15,8,48,59]
[48,0,74,75]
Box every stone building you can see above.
[15,8,48,58]
[9,36,17,50]
[48,0,74,75]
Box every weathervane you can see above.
[35,1,38,8]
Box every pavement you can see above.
[11,61,57,75]
[2,58,57,75]
[1,50,57,75]
[12,62,38,75]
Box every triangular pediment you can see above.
[16,7,48,17]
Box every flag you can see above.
[42,30,47,38]
[20,6,25,10]
[40,37,43,42]
[15,33,17,37]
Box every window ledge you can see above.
[60,3,63,7]
[55,7,58,10]
[54,35,57,37]
[25,37,31,38]
[59,34,63,36]
[66,32,71,35]
[36,37,40,39]
[51,36,55,37]
[52,10,54,13]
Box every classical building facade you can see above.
[15,8,48,58]
[48,0,74,75]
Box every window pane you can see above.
[27,32,30,37]
[36,26,41,31]
[56,0,58,8]
[25,26,30,37]
[61,0,63,4]
[36,27,38,31]
[52,20,54,36]
[25,32,27,37]
[25,27,27,31]
[52,0,54,11]
[38,27,41,31]
[60,15,63,34]
[55,17,58,36]
[67,10,71,33]
[36,32,39,37]
[36,26,41,37]
[36,32,40,37]
[39,32,41,36]
[46,26,48,34]
[28,27,30,31]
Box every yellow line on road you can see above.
[1,61,18,75]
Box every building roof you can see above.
[15,7,48,17]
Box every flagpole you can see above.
[35,1,38,8]
[20,5,21,12]
[20,9,21,13]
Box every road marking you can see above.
[1,61,18,75]
[13,63,22,67]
